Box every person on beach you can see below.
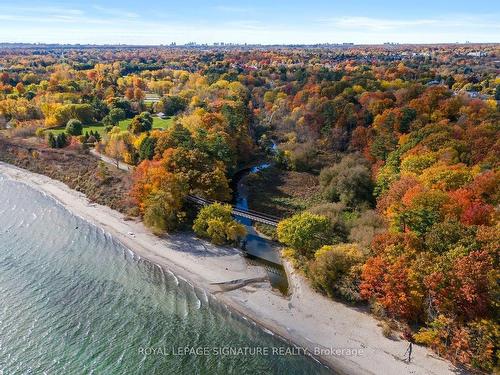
[404,342,413,363]
[402,329,414,363]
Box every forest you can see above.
[0,44,498,372]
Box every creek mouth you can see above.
[231,159,289,295]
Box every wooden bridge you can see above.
[187,195,281,227]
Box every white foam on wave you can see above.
[262,328,274,336]
[167,270,179,285]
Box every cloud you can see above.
[326,15,500,31]
[92,5,139,19]
[332,16,436,30]
[0,5,84,17]
[0,5,498,45]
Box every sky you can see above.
[0,0,499,45]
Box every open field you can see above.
[244,166,323,218]
[48,117,173,135]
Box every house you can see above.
[426,80,441,86]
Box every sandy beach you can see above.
[0,162,461,375]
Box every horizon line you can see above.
[1,41,499,47]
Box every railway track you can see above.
[187,195,281,227]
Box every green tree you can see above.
[90,97,109,121]
[157,95,187,116]
[370,131,397,161]
[193,203,246,245]
[47,132,56,148]
[55,132,68,148]
[65,118,83,136]
[103,107,126,126]
[277,212,331,258]
[129,112,153,134]
[319,154,374,207]
[53,103,94,125]
[109,98,133,117]
[424,221,474,254]
[139,136,157,160]
[143,190,185,234]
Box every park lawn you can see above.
[48,117,173,135]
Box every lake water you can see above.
[0,174,331,375]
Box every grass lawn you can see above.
[48,117,173,135]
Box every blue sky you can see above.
[0,1,499,44]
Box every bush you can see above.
[47,132,56,148]
[66,118,83,136]
[8,125,37,138]
[308,244,364,300]
[55,133,68,148]
[308,202,349,243]
[348,209,386,249]
[380,322,394,338]
[193,203,246,245]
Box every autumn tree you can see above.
[192,203,246,245]
[308,244,364,301]
[319,154,374,207]
[277,212,332,258]
[128,112,153,134]
[131,160,189,233]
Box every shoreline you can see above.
[0,161,460,375]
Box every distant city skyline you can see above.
[1,1,499,45]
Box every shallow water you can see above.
[0,175,331,374]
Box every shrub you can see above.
[55,132,68,148]
[348,209,386,249]
[308,202,349,243]
[35,127,45,138]
[380,322,394,339]
[8,125,37,138]
[308,244,364,300]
